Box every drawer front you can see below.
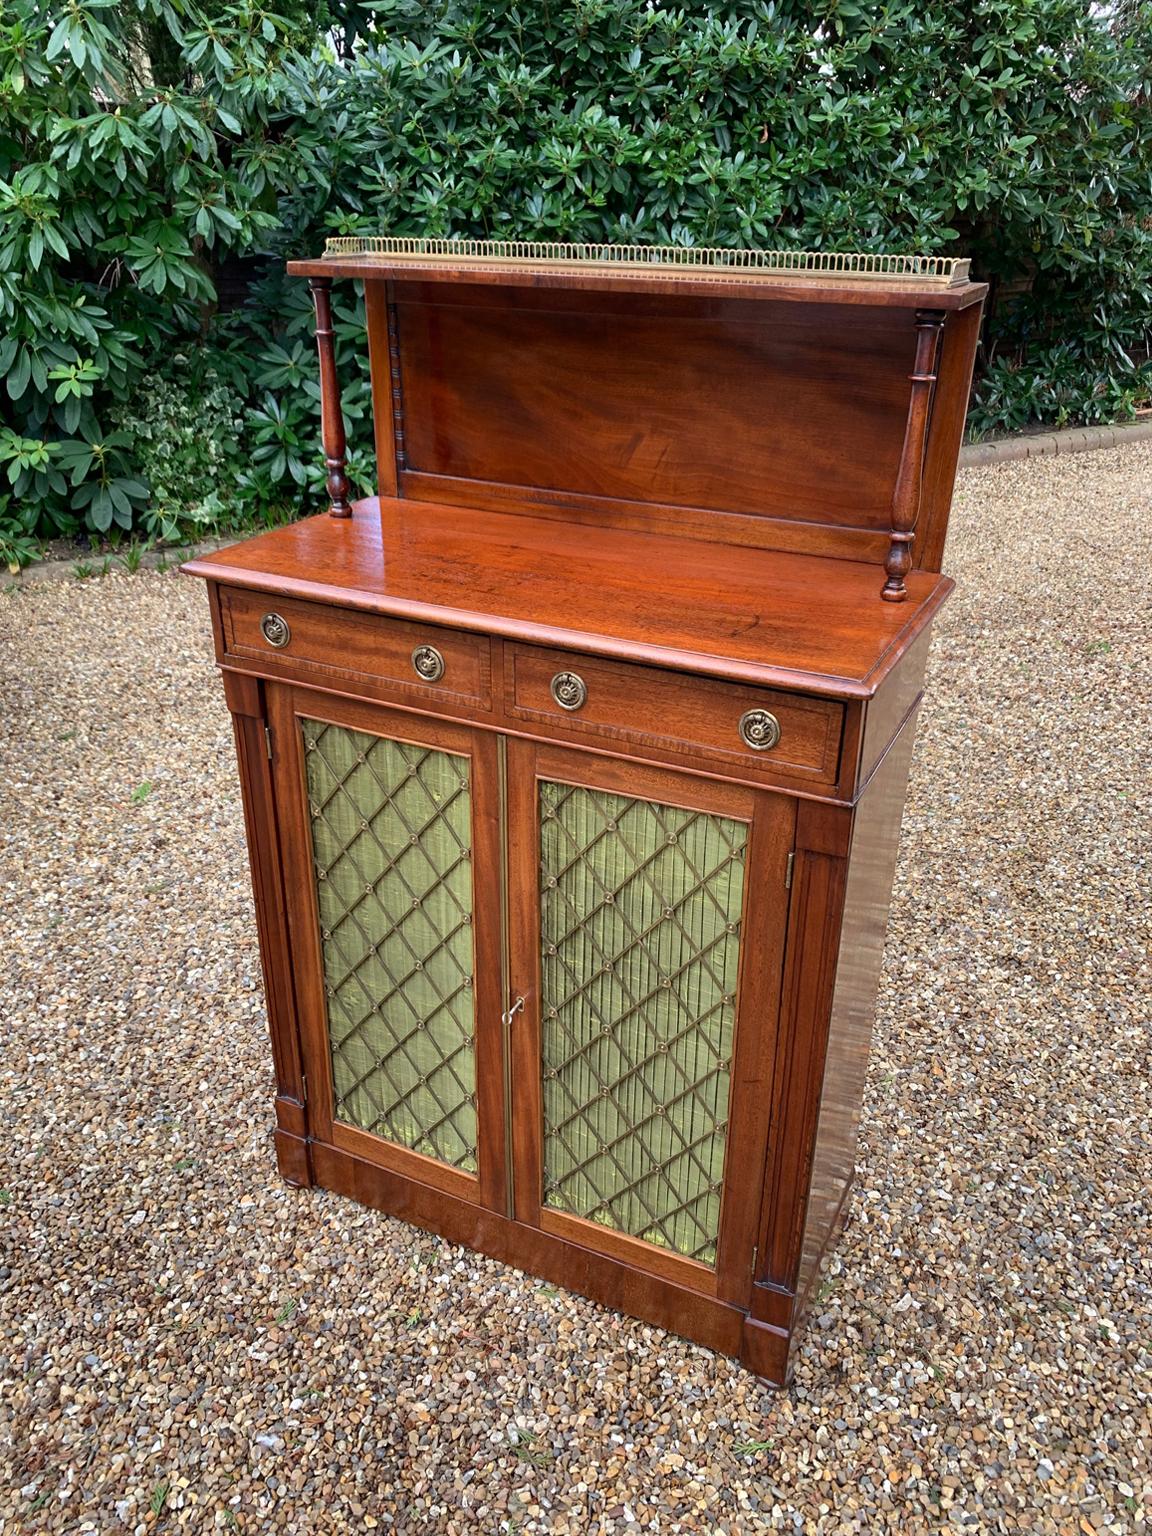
[218,589,491,708]
[505,645,843,785]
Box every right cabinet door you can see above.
[506,740,795,1307]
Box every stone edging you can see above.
[5,536,234,588]
[959,417,1152,468]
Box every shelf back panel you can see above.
[390,283,919,549]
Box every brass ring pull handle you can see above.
[550,671,587,711]
[739,708,781,751]
[260,612,291,648]
[411,644,445,683]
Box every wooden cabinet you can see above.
[187,239,985,1385]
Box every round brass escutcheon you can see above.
[739,708,781,751]
[411,644,445,683]
[550,670,587,711]
[260,612,291,648]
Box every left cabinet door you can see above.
[267,683,507,1214]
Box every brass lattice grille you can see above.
[322,236,970,287]
[302,721,477,1171]
[538,782,748,1264]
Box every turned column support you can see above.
[308,275,352,518]
[882,308,946,601]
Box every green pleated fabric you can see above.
[538,781,747,1264]
[302,720,478,1172]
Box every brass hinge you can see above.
[751,1243,759,1277]
[264,725,273,760]
[784,851,794,890]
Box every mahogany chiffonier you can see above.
[185,239,985,1386]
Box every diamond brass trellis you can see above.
[302,720,478,1172]
[538,782,748,1265]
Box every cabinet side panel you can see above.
[915,301,983,572]
[857,626,931,788]
[793,708,921,1317]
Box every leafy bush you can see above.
[1,0,1150,566]
[968,341,1152,439]
[110,285,374,544]
[0,0,297,558]
[271,0,1151,440]
[114,367,247,544]
[228,275,375,509]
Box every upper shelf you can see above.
[184,496,953,700]
[287,237,987,311]
[284,236,985,598]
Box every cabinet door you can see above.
[268,685,506,1212]
[506,741,794,1306]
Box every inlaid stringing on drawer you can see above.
[218,589,492,707]
[505,644,843,785]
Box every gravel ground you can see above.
[1,443,1149,1535]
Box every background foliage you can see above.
[1,0,1150,567]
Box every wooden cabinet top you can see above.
[185,496,950,700]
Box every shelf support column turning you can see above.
[308,275,352,518]
[882,309,946,602]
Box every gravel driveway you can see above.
[1,444,1149,1535]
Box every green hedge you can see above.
[2,0,1150,567]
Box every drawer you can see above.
[505,645,843,785]
[217,589,492,708]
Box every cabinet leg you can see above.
[740,1315,794,1388]
[274,1126,313,1188]
[274,1095,313,1187]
